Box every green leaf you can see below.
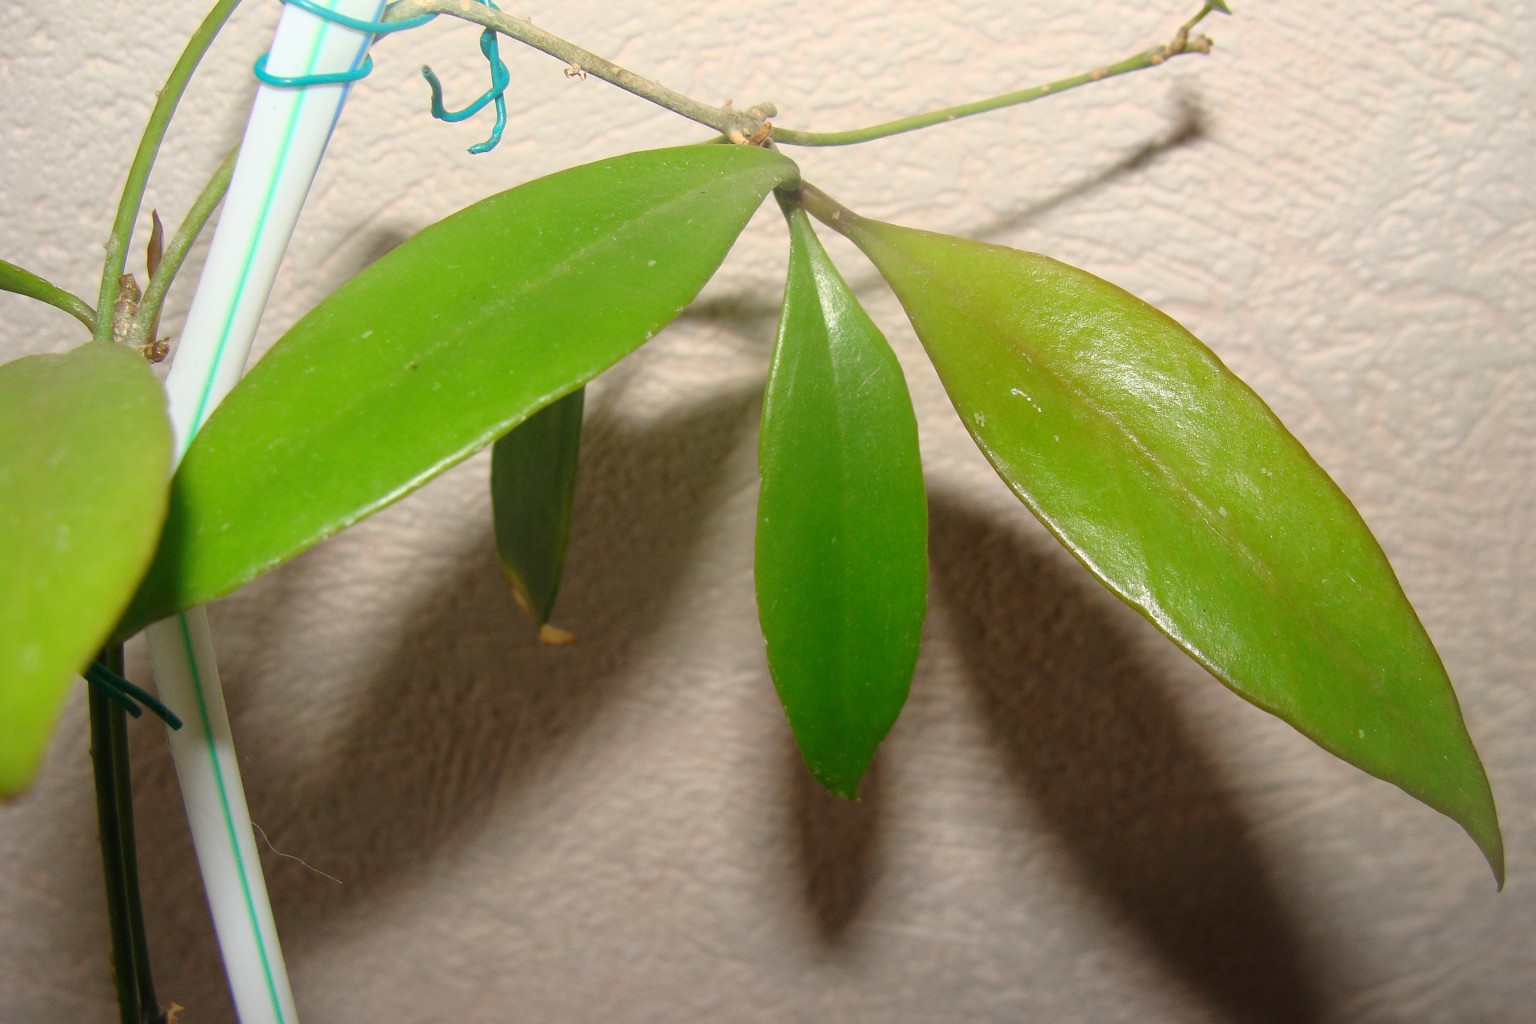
[1,259,95,329]
[847,217,1502,880]
[491,386,584,637]
[0,342,171,796]
[117,145,798,639]
[756,202,927,799]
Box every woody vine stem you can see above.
[79,0,1230,373]
[384,0,1228,146]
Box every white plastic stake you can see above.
[147,3,385,1022]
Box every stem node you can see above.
[404,0,1224,149]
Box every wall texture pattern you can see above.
[2,2,1533,1021]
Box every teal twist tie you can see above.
[420,0,510,155]
[254,0,511,155]
[277,0,436,33]
[254,51,376,87]
[253,1,432,87]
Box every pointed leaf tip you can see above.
[493,387,585,628]
[847,217,1500,875]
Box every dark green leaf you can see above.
[0,342,171,796]
[1,259,95,328]
[848,217,1501,880]
[756,202,927,799]
[491,386,583,636]
[118,145,798,638]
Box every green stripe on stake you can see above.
[177,613,287,1019]
[185,36,324,441]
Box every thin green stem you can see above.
[389,0,745,135]
[90,647,168,1024]
[0,259,96,329]
[90,648,163,1024]
[89,688,136,1024]
[114,712,166,1024]
[92,0,244,344]
[784,182,865,238]
[772,27,1216,147]
[389,0,1221,148]
[1184,1,1232,34]
[125,146,239,355]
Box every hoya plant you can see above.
[0,0,1507,1019]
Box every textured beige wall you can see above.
[3,1,1534,1021]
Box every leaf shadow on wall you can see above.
[782,95,1215,957]
[789,736,886,943]
[926,491,1331,1024]
[76,90,1212,1014]
[119,383,765,1016]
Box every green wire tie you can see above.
[86,661,185,730]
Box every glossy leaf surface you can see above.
[848,217,1502,879]
[0,343,171,796]
[756,204,927,798]
[119,145,797,638]
[491,386,584,631]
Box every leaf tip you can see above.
[1425,766,1503,888]
[505,574,555,629]
[537,623,576,646]
[808,760,868,802]
[1476,825,1505,891]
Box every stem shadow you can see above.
[974,91,1208,243]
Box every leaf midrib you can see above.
[192,162,774,535]
[882,235,1408,706]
